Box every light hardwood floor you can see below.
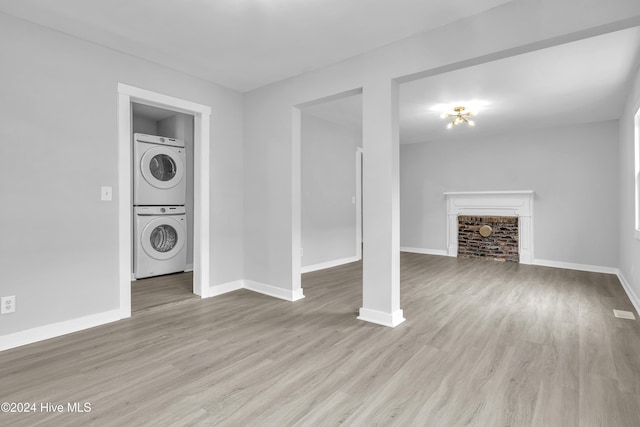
[1,253,639,426]
[131,272,197,315]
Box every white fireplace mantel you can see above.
[444,191,534,264]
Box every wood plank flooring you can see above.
[131,272,196,315]
[1,253,639,426]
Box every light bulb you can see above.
[446,122,453,129]
[468,120,475,126]
[440,112,448,118]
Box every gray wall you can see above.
[400,121,619,267]
[301,113,361,268]
[0,12,244,336]
[618,65,640,310]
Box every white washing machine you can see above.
[134,133,186,206]
[134,206,187,279]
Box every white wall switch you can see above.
[101,186,112,201]
[1,296,15,314]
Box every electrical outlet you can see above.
[1,296,15,314]
[101,186,112,201]
[300,247,304,257]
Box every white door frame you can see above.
[355,147,363,260]
[117,83,212,318]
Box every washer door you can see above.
[140,146,185,190]
[140,217,186,260]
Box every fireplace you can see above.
[458,215,519,262]
[444,191,534,264]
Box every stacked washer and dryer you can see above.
[133,133,188,279]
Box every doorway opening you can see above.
[117,84,212,319]
[296,89,363,301]
[130,103,196,314]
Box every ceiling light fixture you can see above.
[440,106,476,129]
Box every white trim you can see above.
[209,280,244,297]
[444,190,535,196]
[292,107,303,296]
[0,310,121,352]
[357,307,405,328]
[445,191,534,264]
[184,263,194,272]
[208,279,305,301]
[244,280,305,302]
[356,148,363,260]
[616,270,640,316]
[532,258,618,275]
[634,106,640,237]
[400,247,449,257]
[118,83,212,313]
[301,256,360,274]
[117,92,132,318]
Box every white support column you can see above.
[358,79,405,328]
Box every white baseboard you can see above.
[400,247,448,257]
[301,256,361,274]
[357,307,405,328]
[244,280,305,302]
[209,280,244,297]
[0,309,121,352]
[616,270,640,316]
[532,258,618,275]
[184,263,194,272]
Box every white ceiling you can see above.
[400,27,640,144]
[0,0,511,92]
[304,27,640,144]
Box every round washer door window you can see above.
[150,224,178,252]
[141,217,185,260]
[149,154,177,182]
[140,146,185,189]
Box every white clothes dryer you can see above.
[134,133,186,206]
[134,206,187,279]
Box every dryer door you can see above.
[140,146,185,190]
[140,216,186,260]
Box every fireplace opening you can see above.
[457,215,519,262]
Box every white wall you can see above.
[0,13,243,337]
[301,113,361,269]
[618,65,640,313]
[243,0,639,298]
[400,121,619,268]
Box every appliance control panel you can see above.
[134,133,185,148]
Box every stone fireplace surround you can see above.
[444,191,534,264]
